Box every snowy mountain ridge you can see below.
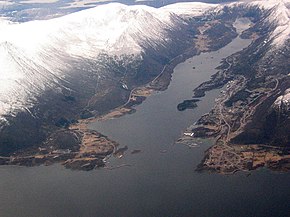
[161,2,217,17]
[249,0,290,46]
[0,3,185,123]
[0,3,180,58]
[0,1,289,124]
[231,0,290,46]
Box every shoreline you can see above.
[0,45,201,170]
[180,43,290,174]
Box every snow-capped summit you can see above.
[247,0,290,46]
[0,3,187,122]
[0,3,179,58]
[0,1,290,125]
[268,1,290,46]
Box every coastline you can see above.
[181,40,290,174]
[0,45,201,170]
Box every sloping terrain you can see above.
[188,0,290,174]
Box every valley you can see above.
[0,2,241,169]
[0,1,289,174]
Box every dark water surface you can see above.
[1,22,290,217]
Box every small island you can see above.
[177,99,200,111]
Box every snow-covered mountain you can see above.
[1,2,231,125]
[0,0,289,154]
[0,3,184,124]
[247,0,290,47]
[199,0,290,47]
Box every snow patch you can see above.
[161,2,217,18]
[274,88,290,108]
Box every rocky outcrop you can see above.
[265,88,290,146]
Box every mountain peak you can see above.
[263,0,290,46]
[0,1,289,125]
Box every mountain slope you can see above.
[0,3,188,124]
[0,2,203,156]
[248,0,290,47]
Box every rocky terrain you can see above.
[180,1,290,174]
